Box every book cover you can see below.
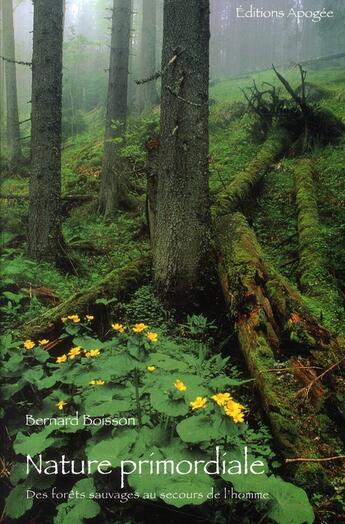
[1,1,344,523]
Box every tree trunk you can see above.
[0,3,6,152]
[2,0,22,166]
[138,0,158,111]
[216,211,345,491]
[153,0,211,302]
[98,0,131,216]
[28,0,64,264]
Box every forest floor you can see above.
[1,66,345,524]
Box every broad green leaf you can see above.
[54,478,100,524]
[128,441,214,508]
[5,483,33,519]
[222,458,314,524]
[86,429,137,467]
[10,462,27,486]
[73,336,103,350]
[265,476,314,524]
[177,414,224,443]
[148,352,188,371]
[150,389,188,417]
[23,367,45,383]
[14,426,56,455]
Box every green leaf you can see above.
[5,483,33,519]
[208,375,253,389]
[73,336,103,350]
[3,291,25,304]
[1,378,26,399]
[222,463,314,524]
[36,375,59,390]
[23,367,45,383]
[150,389,188,417]
[14,426,56,456]
[265,476,314,524]
[83,386,132,416]
[33,347,50,363]
[149,352,188,371]
[54,478,100,524]
[2,352,24,374]
[177,413,224,443]
[86,429,137,467]
[128,441,214,508]
[10,462,27,486]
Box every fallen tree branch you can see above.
[286,455,345,464]
[215,211,344,490]
[297,355,345,399]
[294,158,344,322]
[22,256,151,339]
[0,194,95,202]
[215,126,290,214]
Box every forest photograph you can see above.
[0,0,345,523]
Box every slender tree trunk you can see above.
[98,0,131,216]
[0,4,6,152]
[153,0,211,302]
[2,0,21,166]
[138,0,158,111]
[28,0,64,264]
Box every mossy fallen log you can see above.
[22,256,151,339]
[294,158,344,325]
[215,126,291,214]
[216,211,344,490]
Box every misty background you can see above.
[5,0,345,142]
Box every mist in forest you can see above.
[3,0,344,137]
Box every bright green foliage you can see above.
[54,479,101,524]
[1,314,313,522]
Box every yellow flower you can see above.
[231,411,245,423]
[68,346,82,359]
[24,339,35,350]
[224,399,245,424]
[132,323,148,333]
[61,317,68,322]
[56,400,67,411]
[39,339,49,346]
[67,314,80,323]
[85,315,94,321]
[112,323,125,333]
[89,379,105,385]
[174,379,187,392]
[146,332,158,343]
[211,392,232,407]
[147,365,156,372]
[85,349,101,358]
[190,396,208,410]
[56,354,67,363]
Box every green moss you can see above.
[294,158,345,334]
[294,463,330,492]
[215,127,291,214]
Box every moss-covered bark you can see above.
[215,126,290,214]
[22,256,151,339]
[294,158,344,326]
[216,212,344,490]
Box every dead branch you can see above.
[1,55,32,67]
[286,456,345,464]
[297,355,345,399]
